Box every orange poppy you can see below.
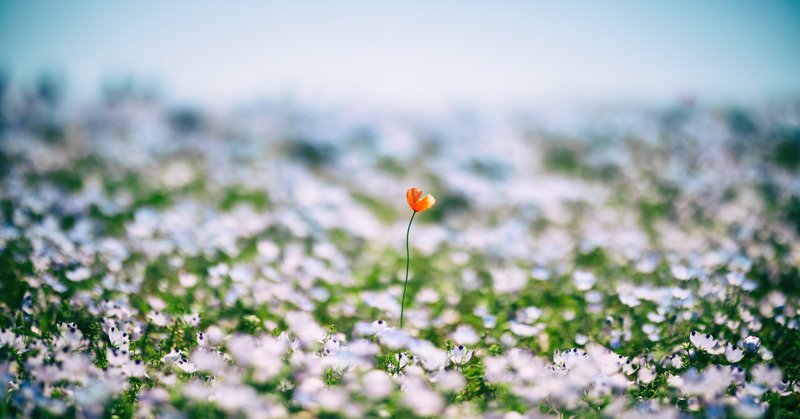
[406,187,436,212]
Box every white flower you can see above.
[677,367,734,401]
[647,311,666,323]
[731,366,746,384]
[725,343,744,363]
[176,358,197,373]
[492,267,527,294]
[380,329,411,349]
[671,264,692,280]
[554,348,588,370]
[743,336,760,352]
[482,315,497,328]
[508,322,543,337]
[183,313,201,327]
[162,349,184,363]
[208,263,229,278]
[516,306,543,324]
[371,319,389,336]
[751,365,783,387]
[107,348,130,367]
[531,266,550,281]
[432,370,465,392]
[57,322,84,348]
[147,297,167,311]
[228,335,258,366]
[776,380,793,396]
[401,380,443,416]
[361,370,393,400]
[573,270,596,291]
[66,267,91,282]
[663,353,683,369]
[0,329,26,353]
[191,349,227,373]
[250,337,287,381]
[196,332,209,347]
[735,397,765,418]
[107,326,129,349]
[257,240,280,261]
[642,324,661,342]
[725,272,745,286]
[316,388,348,412]
[667,373,683,387]
[0,328,15,346]
[410,340,448,371]
[204,326,225,346]
[285,311,326,344]
[449,345,474,365]
[323,338,341,356]
[104,301,135,319]
[638,365,657,384]
[148,311,170,327]
[621,357,638,375]
[450,325,479,345]
[179,272,198,288]
[689,331,716,352]
[123,359,148,378]
[619,293,641,307]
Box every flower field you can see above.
[1,97,800,418]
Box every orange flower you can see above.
[406,187,436,212]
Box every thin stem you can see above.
[400,210,416,329]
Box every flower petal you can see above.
[406,188,423,209]
[412,194,436,212]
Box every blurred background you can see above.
[1,1,799,110]
[1,0,800,261]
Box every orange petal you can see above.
[412,194,436,212]
[406,188,423,209]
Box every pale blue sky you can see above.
[1,1,799,108]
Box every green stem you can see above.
[400,210,416,329]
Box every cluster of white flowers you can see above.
[1,93,799,417]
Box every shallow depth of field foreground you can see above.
[1,95,800,418]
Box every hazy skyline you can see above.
[2,1,799,109]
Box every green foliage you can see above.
[456,360,493,405]
[772,130,800,171]
[542,142,619,182]
[285,138,337,167]
[0,238,34,321]
[324,368,343,387]
[220,186,272,212]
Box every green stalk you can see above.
[400,210,416,328]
